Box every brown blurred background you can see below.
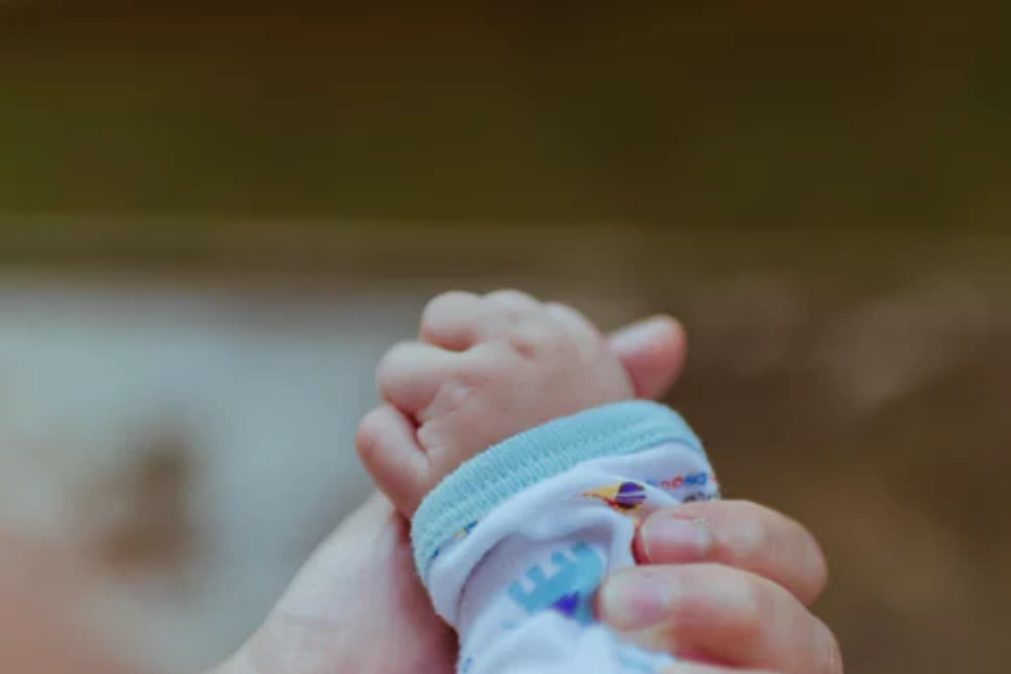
[1,3,1009,673]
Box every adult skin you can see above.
[215,317,842,674]
[0,497,837,674]
[215,495,838,674]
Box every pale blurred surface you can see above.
[0,277,402,669]
[0,249,653,671]
[2,3,1010,673]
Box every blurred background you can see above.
[1,2,1009,673]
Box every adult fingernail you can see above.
[599,570,675,631]
[610,317,677,352]
[640,514,713,562]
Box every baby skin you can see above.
[356,290,715,674]
[357,290,641,516]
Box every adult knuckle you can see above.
[806,539,831,599]
[731,498,773,520]
[726,500,795,560]
[813,617,844,674]
[679,567,766,646]
[738,499,829,603]
[723,502,775,564]
[732,576,771,644]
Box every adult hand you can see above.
[597,500,842,674]
[214,496,839,674]
[212,492,455,674]
[606,316,842,673]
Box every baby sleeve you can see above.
[411,401,719,674]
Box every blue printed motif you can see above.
[507,542,603,625]
[646,471,710,489]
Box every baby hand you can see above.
[357,290,638,516]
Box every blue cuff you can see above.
[411,400,704,576]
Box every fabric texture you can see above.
[411,401,719,674]
[411,400,703,576]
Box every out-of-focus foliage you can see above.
[2,2,1011,227]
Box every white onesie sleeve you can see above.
[411,401,719,674]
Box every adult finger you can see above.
[634,500,829,606]
[598,564,843,674]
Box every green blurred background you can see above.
[4,2,1011,228]
[1,3,1009,673]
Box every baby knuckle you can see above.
[376,341,413,378]
[486,289,539,306]
[455,345,510,387]
[508,320,568,359]
[543,300,575,315]
[545,301,595,332]
[354,409,386,458]
[505,327,545,358]
[486,290,543,322]
[422,291,475,322]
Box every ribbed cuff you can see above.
[411,400,703,576]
